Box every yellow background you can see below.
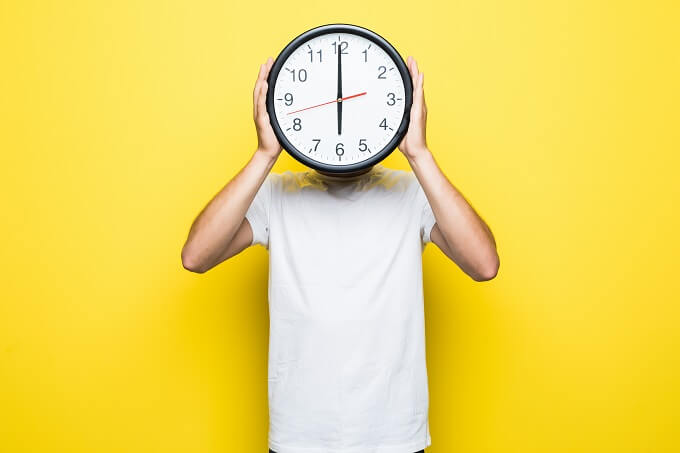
[2,0,678,451]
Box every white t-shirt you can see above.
[245,163,436,453]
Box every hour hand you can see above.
[337,40,343,135]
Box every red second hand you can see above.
[287,92,367,115]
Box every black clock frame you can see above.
[266,23,413,174]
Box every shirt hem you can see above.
[269,433,431,453]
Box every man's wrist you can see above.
[406,146,433,168]
[253,147,279,166]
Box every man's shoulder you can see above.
[369,165,420,194]
[264,168,321,192]
[376,164,417,182]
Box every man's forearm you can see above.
[407,147,498,274]
[181,149,276,271]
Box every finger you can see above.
[257,60,267,81]
[413,70,423,100]
[417,72,425,109]
[256,58,274,120]
[254,63,265,118]
[257,80,268,121]
[420,72,427,113]
[406,56,417,82]
[410,57,420,80]
[253,84,260,119]
[253,83,261,119]
[411,72,424,118]
[261,58,274,84]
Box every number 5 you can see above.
[359,139,368,152]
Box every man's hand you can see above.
[181,58,281,273]
[253,57,283,159]
[398,56,428,160]
[399,56,500,281]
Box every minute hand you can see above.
[337,44,342,135]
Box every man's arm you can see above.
[399,56,500,282]
[181,57,281,273]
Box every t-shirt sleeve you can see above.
[244,172,277,249]
[413,176,437,245]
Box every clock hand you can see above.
[337,41,342,135]
[286,92,367,115]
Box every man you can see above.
[181,55,499,453]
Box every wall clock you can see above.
[266,24,412,173]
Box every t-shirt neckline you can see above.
[312,164,383,183]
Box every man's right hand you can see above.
[253,57,282,160]
[181,57,282,273]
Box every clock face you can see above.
[266,24,412,173]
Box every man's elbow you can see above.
[181,249,208,274]
[472,253,500,282]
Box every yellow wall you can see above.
[2,1,678,451]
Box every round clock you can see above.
[266,24,412,173]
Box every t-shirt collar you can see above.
[312,164,382,183]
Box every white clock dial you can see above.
[268,26,410,170]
